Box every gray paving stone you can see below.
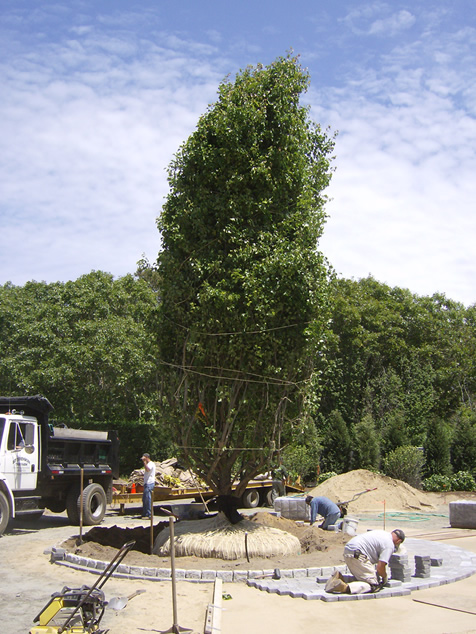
[280,569,294,578]
[53,536,476,603]
[216,570,233,582]
[307,567,321,576]
[143,567,157,577]
[293,568,308,578]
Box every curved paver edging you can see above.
[49,538,476,600]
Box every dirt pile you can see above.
[310,469,436,512]
[248,511,350,553]
[66,511,351,570]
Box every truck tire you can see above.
[241,489,260,509]
[0,490,10,534]
[266,487,278,507]
[80,483,107,525]
[66,485,80,525]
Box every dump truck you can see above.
[0,395,119,535]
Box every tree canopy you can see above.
[0,271,158,422]
[156,54,335,511]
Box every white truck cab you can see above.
[0,412,40,493]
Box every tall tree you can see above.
[156,54,335,519]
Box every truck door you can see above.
[1,420,39,491]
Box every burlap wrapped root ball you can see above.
[153,512,301,560]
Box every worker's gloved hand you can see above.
[372,574,387,593]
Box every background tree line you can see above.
[1,271,475,485]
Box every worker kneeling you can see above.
[325,529,405,594]
[305,495,344,530]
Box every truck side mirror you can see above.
[24,444,35,455]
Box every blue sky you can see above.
[1,1,475,306]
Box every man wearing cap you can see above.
[141,453,156,519]
[325,528,405,594]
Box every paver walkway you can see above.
[54,536,476,601]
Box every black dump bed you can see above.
[0,394,53,422]
[0,395,119,479]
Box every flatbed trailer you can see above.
[112,478,303,514]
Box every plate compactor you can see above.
[30,540,136,634]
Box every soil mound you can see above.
[81,523,165,554]
[310,469,435,512]
[248,512,350,553]
[65,511,351,569]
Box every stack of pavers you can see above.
[389,551,413,582]
[414,555,431,578]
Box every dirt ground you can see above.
[2,469,476,634]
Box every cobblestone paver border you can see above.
[49,537,476,600]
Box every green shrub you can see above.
[317,471,337,484]
[382,446,425,489]
[422,474,452,492]
[450,471,476,491]
[281,442,321,483]
[422,471,476,492]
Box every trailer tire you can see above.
[80,483,107,525]
[0,490,10,534]
[66,485,80,525]
[266,487,279,507]
[241,489,260,509]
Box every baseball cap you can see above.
[393,528,405,542]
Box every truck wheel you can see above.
[241,489,260,509]
[66,486,80,525]
[0,491,10,534]
[80,483,107,525]
[266,487,279,507]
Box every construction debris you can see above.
[127,457,206,490]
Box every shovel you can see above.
[108,589,146,611]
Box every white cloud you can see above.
[368,10,416,36]
[314,20,476,306]
[343,3,415,37]
[0,18,226,285]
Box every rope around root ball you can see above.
[153,512,301,560]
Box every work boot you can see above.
[324,571,349,593]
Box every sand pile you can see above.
[249,511,350,553]
[310,469,435,512]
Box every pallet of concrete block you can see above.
[449,500,476,529]
[274,496,310,521]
